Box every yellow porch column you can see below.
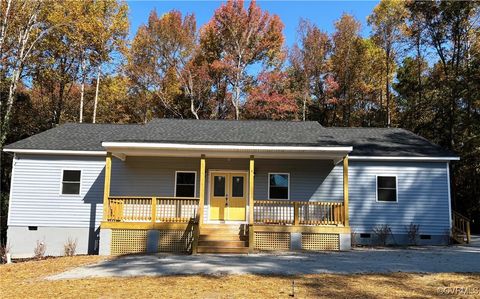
[198,155,206,228]
[102,152,112,221]
[343,156,349,227]
[248,155,255,224]
[248,155,255,253]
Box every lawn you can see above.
[1,256,479,298]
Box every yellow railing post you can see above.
[198,155,206,228]
[293,202,299,226]
[102,152,112,221]
[151,197,157,223]
[343,156,349,227]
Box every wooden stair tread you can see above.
[196,246,249,254]
[196,225,250,254]
[198,240,247,247]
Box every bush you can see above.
[373,224,392,246]
[34,240,46,259]
[64,238,77,256]
[351,230,358,247]
[405,223,420,245]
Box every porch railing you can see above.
[452,211,471,244]
[254,200,345,226]
[106,196,199,223]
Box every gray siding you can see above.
[8,154,452,253]
[110,157,343,202]
[349,161,450,236]
[254,159,343,202]
[8,154,105,228]
[110,157,200,196]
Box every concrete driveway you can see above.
[49,238,480,280]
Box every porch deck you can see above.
[99,154,351,254]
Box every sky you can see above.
[127,1,380,47]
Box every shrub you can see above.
[34,240,46,259]
[64,238,77,256]
[405,223,420,245]
[351,230,358,247]
[373,224,392,246]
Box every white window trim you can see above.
[268,172,290,200]
[375,175,398,203]
[174,170,197,198]
[60,169,82,196]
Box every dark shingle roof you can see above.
[4,119,456,157]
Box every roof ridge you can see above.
[149,118,319,124]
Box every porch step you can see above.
[198,240,247,247]
[196,224,249,254]
[196,246,249,254]
[201,225,247,235]
[199,234,247,241]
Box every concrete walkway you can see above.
[49,240,480,280]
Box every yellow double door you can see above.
[209,172,247,221]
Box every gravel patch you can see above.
[48,241,480,280]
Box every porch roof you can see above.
[3,118,458,160]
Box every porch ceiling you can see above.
[102,142,352,162]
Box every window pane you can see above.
[62,182,80,195]
[213,176,225,197]
[378,176,396,189]
[176,172,195,185]
[176,185,195,197]
[270,174,288,187]
[270,187,288,199]
[232,176,244,197]
[63,170,81,182]
[378,189,396,202]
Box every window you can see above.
[377,176,397,202]
[231,176,244,197]
[62,170,81,195]
[269,173,289,200]
[213,175,226,197]
[175,171,196,197]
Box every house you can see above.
[3,119,464,257]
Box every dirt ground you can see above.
[1,256,479,298]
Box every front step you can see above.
[196,224,249,254]
[197,246,249,254]
[199,234,247,241]
[198,240,247,247]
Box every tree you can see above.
[0,0,56,146]
[289,19,331,122]
[330,13,365,126]
[90,0,129,123]
[200,0,284,119]
[368,0,407,127]
[127,10,204,120]
[243,70,298,120]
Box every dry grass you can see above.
[1,256,479,298]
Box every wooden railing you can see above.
[106,196,199,223]
[254,200,345,226]
[452,211,471,244]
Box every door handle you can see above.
[225,194,229,206]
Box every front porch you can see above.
[99,145,352,255]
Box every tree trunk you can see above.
[385,48,391,128]
[303,90,307,121]
[92,66,100,124]
[79,56,86,123]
